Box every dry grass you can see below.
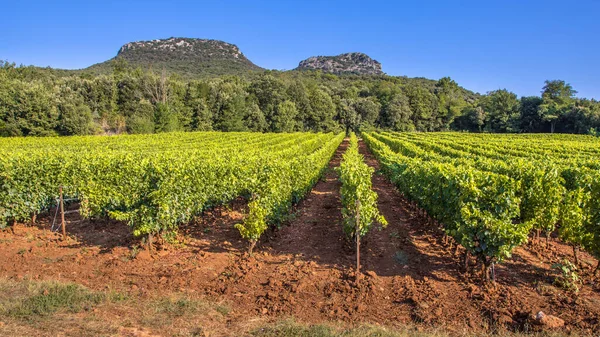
[0,279,578,337]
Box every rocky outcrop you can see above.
[296,52,383,75]
[87,37,263,77]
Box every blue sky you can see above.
[1,0,598,98]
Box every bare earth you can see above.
[0,139,598,336]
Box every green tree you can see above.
[243,102,268,132]
[126,99,155,134]
[272,100,298,132]
[480,89,520,133]
[406,86,438,131]
[154,102,179,133]
[209,78,248,132]
[454,106,485,132]
[337,98,359,133]
[380,92,413,131]
[519,96,544,133]
[308,87,338,131]
[57,87,96,135]
[286,80,312,131]
[354,97,381,130]
[540,80,577,133]
[248,75,286,130]
[435,77,467,129]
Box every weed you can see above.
[552,259,581,293]
[1,283,105,318]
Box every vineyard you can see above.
[362,131,600,279]
[0,131,600,335]
[0,131,344,251]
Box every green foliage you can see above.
[1,58,599,137]
[540,80,577,133]
[154,102,180,133]
[338,133,387,238]
[551,259,581,293]
[519,96,544,132]
[87,38,264,79]
[363,130,600,279]
[2,283,105,318]
[236,133,344,248]
[0,132,343,250]
[480,89,520,133]
[273,100,298,132]
[363,132,525,270]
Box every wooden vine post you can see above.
[59,186,66,240]
[355,199,361,284]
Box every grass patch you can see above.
[252,320,429,337]
[138,294,231,329]
[251,319,578,337]
[0,279,124,320]
[151,295,230,317]
[152,296,207,317]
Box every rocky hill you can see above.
[86,37,263,78]
[296,52,383,75]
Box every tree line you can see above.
[1,60,599,137]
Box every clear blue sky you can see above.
[1,0,598,98]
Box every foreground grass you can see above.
[251,320,576,337]
[0,281,121,318]
[0,279,575,337]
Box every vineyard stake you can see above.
[60,186,66,240]
[355,199,361,284]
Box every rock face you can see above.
[88,37,263,77]
[117,38,248,62]
[296,52,383,75]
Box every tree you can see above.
[308,87,338,132]
[243,102,268,132]
[272,100,298,132]
[126,99,155,134]
[154,102,179,133]
[184,81,212,131]
[0,79,58,136]
[337,98,359,133]
[286,80,312,131]
[57,87,96,135]
[454,106,485,132]
[519,96,543,133]
[189,97,212,131]
[435,77,467,130]
[209,78,248,132]
[540,80,577,133]
[560,99,600,134]
[379,92,413,131]
[406,86,438,131]
[354,97,381,130]
[480,89,520,133]
[248,75,286,130]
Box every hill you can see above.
[85,37,264,78]
[296,52,383,75]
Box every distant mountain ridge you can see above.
[296,52,383,75]
[86,37,264,78]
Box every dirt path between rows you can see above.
[0,139,599,336]
[269,138,349,266]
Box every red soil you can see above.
[0,139,598,335]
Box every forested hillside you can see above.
[1,53,599,137]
